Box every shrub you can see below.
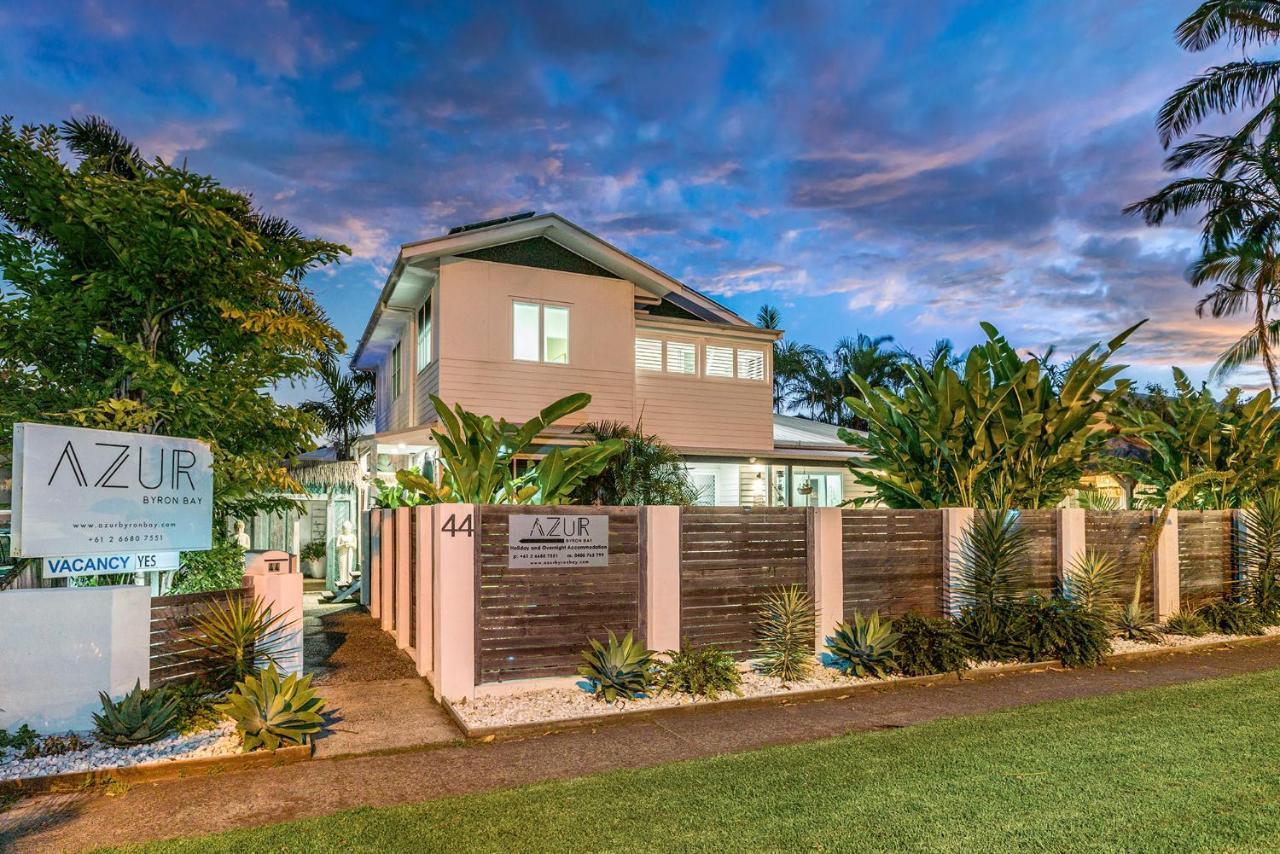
[1240,492,1280,623]
[21,733,89,759]
[1018,596,1111,668]
[578,630,655,703]
[1114,602,1162,643]
[894,612,970,677]
[1197,600,1265,636]
[93,681,180,746]
[1162,608,1210,637]
[823,611,901,678]
[0,724,40,752]
[185,593,295,688]
[217,664,325,752]
[954,602,1024,663]
[168,679,225,734]
[171,538,246,594]
[300,541,326,563]
[753,585,816,684]
[654,643,742,700]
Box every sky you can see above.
[1,0,1266,398]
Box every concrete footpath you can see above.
[5,637,1280,852]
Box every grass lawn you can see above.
[126,668,1280,853]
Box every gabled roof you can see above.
[352,212,754,369]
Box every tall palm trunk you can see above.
[1260,258,1280,394]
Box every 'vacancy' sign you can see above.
[508,514,609,568]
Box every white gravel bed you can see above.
[453,664,904,730]
[0,722,241,782]
[1111,623,1280,655]
[455,627,1280,731]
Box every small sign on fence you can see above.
[508,514,609,568]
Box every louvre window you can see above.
[705,345,734,377]
[737,349,765,381]
[666,341,696,374]
[635,338,663,372]
[390,343,402,398]
[416,298,432,369]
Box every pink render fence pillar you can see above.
[1152,509,1180,620]
[432,503,477,703]
[414,505,435,680]
[808,507,843,655]
[1057,507,1086,585]
[379,510,395,633]
[243,564,304,676]
[641,505,681,652]
[395,506,413,650]
[941,507,975,616]
[366,509,381,617]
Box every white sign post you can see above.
[508,514,609,568]
[11,423,214,558]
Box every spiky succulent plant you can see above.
[92,680,180,746]
[824,611,901,678]
[1114,601,1162,643]
[578,629,655,703]
[217,664,325,752]
[1162,608,1210,638]
[753,585,816,683]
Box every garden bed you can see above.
[449,628,1280,736]
[0,721,240,784]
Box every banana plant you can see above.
[1112,368,1280,508]
[396,393,623,505]
[841,321,1140,508]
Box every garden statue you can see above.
[233,519,251,551]
[336,520,358,586]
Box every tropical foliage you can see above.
[0,116,347,517]
[170,538,248,594]
[395,393,623,505]
[653,643,742,700]
[299,358,376,461]
[1240,491,1280,620]
[1018,596,1111,669]
[892,612,970,677]
[841,322,1139,509]
[184,594,295,687]
[823,611,901,678]
[570,421,698,505]
[1111,369,1280,508]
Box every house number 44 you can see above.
[441,513,474,538]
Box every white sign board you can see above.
[508,514,609,568]
[43,550,181,578]
[11,423,213,558]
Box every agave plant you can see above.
[184,594,295,688]
[1162,608,1210,638]
[753,585,816,684]
[953,510,1029,612]
[1114,601,1162,643]
[217,664,325,752]
[823,611,901,678]
[578,630,655,703]
[93,681,180,746]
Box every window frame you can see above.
[416,297,433,372]
[389,342,402,399]
[511,299,571,365]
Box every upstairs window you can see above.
[705,345,734,378]
[513,301,570,364]
[635,338,663,372]
[416,298,432,369]
[390,342,402,399]
[737,348,765,381]
[666,341,696,375]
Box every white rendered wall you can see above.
[0,585,151,732]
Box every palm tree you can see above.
[1157,1,1280,149]
[757,305,822,413]
[299,359,376,460]
[793,334,907,427]
[1128,136,1280,391]
[1188,237,1280,389]
[570,421,697,505]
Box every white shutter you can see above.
[666,341,696,374]
[737,349,765,381]
[635,338,663,372]
[705,345,734,377]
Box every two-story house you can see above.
[350,212,865,507]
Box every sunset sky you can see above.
[2,1,1260,395]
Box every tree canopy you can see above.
[0,116,348,515]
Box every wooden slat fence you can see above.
[841,509,944,618]
[1178,510,1234,608]
[680,507,810,658]
[1085,511,1155,609]
[150,586,251,687]
[476,506,641,684]
[1017,510,1059,597]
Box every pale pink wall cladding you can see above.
[436,257,636,427]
